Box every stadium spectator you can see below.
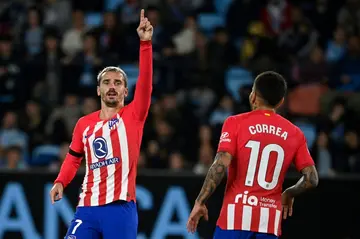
[0,0,358,178]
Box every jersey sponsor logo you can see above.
[92,137,108,159]
[220,132,231,143]
[233,191,278,209]
[89,157,120,170]
[234,191,258,206]
[234,191,277,208]
[108,118,119,130]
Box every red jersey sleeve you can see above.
[293,129,315,171]
[131,40,153,121]
[54,119,84,188]
[69,119,85,154]
[217,116,238,157]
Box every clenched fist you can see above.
[49,182,64,204]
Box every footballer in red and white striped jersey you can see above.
[187,71,318,239]
[53,39,152,207]
[66,105,145,206]
[50,9,154,239]
[216,110,314,236]
[54,38,151,206]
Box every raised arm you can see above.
[132,9,153,121]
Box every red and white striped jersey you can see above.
[54,41,152,207]
[216,110,315,236]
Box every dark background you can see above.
[1,171,359,239]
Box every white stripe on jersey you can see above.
[78,126,90,206]
[274,210,281,236]
[89,121,105,206]
[242,205,252,231]
[227,204,235,230]
[118,117,129,200]
[259,207,269,233]
[103,122,115,204]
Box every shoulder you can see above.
[82,111,100,120]
[76,111,100,128]
[229,112,258,123]
[275,114,305,139]
[228,112,251,122]
[222,114,245,132]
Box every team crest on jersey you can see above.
[93,137,108,159]
[108,118,119,130]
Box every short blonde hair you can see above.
[97,66,128,87]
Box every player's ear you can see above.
[250,91,256,105]
[124,87,128,97]
[97,86,100,96]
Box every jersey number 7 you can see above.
[245,140,285,190]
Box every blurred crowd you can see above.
[0,0,360,176]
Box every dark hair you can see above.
[254,71,287,107]
[97,66,128,87]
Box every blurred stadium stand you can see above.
[0,0,360,178]
[1,0,360,239]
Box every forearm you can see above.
[132,40,153,120]
[285,165,319,197]
[54,153,82,188]
[139,40,153,86]
[196,152,231,205]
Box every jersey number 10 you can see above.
[245,140,284,190]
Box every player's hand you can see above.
[281,190,294,219]
[186,202,208,233]
[137,9,153,41]
[49,183,64,204]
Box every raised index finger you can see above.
[140,9,144,21]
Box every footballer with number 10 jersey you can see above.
[216,109,314,236]
[187,71,319,239]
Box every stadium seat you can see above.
[214,0,232,16]
[294,122,317,149]
[197,13,225,34]
[31,145,60,166]
[85,13,103,28]
[225,67,253,102]
[105,0,124,11]
[119,64,138,98]
[288,84,328,116]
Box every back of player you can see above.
[215,110,314,238]
[187,71,319,239]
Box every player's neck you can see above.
[100,106,121,120]
[253,105,275,112]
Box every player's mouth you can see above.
[107,92,118,97]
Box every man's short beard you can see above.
[104,99,119,108]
